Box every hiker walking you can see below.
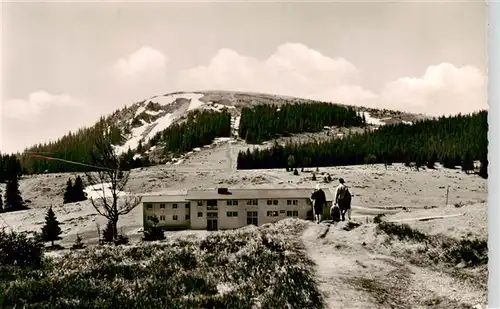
[311,183,326,224]
[334,178,352,221]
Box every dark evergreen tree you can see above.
[4,176,26,212]
[0,190,3,212]
[461,152,474,174]
[41,207,62,247]
[0,153,22,182]
[63,178,74,204]
[72,176,87,202]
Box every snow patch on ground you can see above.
[84,183,129,199]
[185,93,206,111]
[231,115,241,136]
[135,105,146,117]
[145,110,162,116]
[114,123,149,155]
[362,112,386,126]
[147,113,175,139]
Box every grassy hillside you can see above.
[1,219,323,309]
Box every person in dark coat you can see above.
[334,178,352,221]
[311,184,327,224]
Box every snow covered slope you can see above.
[105,91,419,156]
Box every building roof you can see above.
[141,195,187,203]
[185,187,333,201]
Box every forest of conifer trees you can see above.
[18,117,125,175]
[0,153,23,182]
[236,111,488,178]
[149,109,231,155]
[238,103,366,144]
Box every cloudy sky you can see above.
[1,1,488,154]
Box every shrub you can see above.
[373,214,385,223]
[0,229,44,267]
[71,234,85,250]
[143,216,165,241]
[377,222,429,243]
[444,238,488,267]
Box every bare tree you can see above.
[85,137,140,241]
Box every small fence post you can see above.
[445,185,450,206]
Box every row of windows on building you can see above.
[145,199,300,209]
[146,210,299,221]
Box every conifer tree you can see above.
[0,190,3,212]
[63,178,74,204]
[72,176,87,202]
[4,176,25,212]
[41,207,62,247]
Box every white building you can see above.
[142,187,334,231]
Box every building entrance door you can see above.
[207,219,218,231]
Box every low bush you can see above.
[376,221,488,267]
[377,221,429,242]
[0,229,44,267]
[2,219,324,309]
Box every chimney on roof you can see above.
[217,188,229,195]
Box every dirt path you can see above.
[301,221,486,309]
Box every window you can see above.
[185,214,190,220]
[286,211,299,217]
[247,200,258,205]
[279,210,286,214]
[198,212,203,217]
[227,211,238,217]
[160,215,165,221]
[267,200,272,205]
[207,212,218,218]
[160,203,165,208]
[293,200,298,205]
[247,218,258,225]
[146,203,152,209]
[173,203,178,209]
[287,200,292,205]
[246,211,258,225]
[173,215,178,221]
[185,203,190,208]
[226,200,232,206]
[267,211,279,217]
[197,201,203,206]
[226,200,238,206]
[273,200,279,205]
[207,200,217,207]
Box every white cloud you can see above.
[106,46,169,102]
[2,91,84,120]
[112,46,168,78]
[176,43,369,104]
[175,43,487,116]
[378,63,487,115]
